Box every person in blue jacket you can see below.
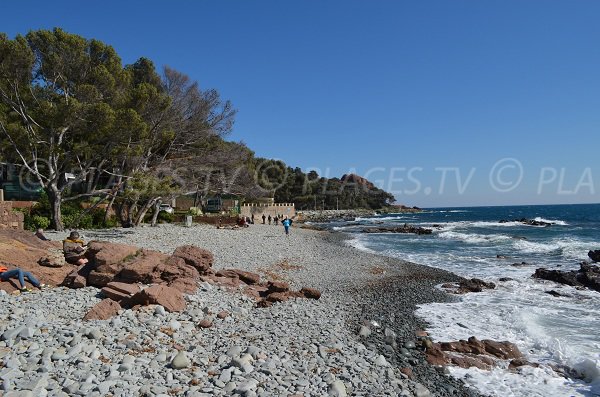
[282,217,291,236]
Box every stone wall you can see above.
[240,203,295,219]
[0,201,24,230]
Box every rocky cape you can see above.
[533,262,600,293]
[362,225,433,235]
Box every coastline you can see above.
[2,223,481,396]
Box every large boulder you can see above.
[85,241,141,287]
[533,263,600,292]
[101,282,142,302]
[169,245,213,273]
[588,250,600,263]
[117,250,168,284]
[426,336,523,370]
[214,268,262,285]
[0,229,72,292]
[83,298,122,321]
[533,268,580,287]
[86,241,139,270]
[127,285,186,312]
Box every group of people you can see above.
[0,231,87,292]
[232,214,294,236]
[261,213,293,227]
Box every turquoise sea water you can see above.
[333,204,600,397]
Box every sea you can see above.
[329,204,600,397]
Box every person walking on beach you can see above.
[268,215,272,225]
[0,265,45,292]
[262,214,266,224]
[251,214,255,224]
[274,216,279,226]
[282,217,291,236]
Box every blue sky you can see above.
[3,1,600,207]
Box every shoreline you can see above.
[3,223,481,396]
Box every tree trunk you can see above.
[104,177,122,223]
[46,185,64,231]
[151,199,162,227]
[134,198,156,227]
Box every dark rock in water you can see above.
[545,290,569,298]
[443,278,496,294]
[498,277,514,282]
[499,218,555,227]
[533,263,600,293]
[588,250,600,263]
[534,268,580,286]
[457,278,496,293]
[362,225,432,235]
[510,262,530,267]
[509,358,540,370]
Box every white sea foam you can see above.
[534,217,569,226]
[416,281,600,396]
[438,231,512,244]
[513,237,597,260]
[346,235,376,253]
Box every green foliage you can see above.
[188,207,203,216]
[31,215,50,230]
[156,211,174,223]
[251,158,395,210]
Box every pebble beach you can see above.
[0,224,481,397]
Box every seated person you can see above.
[0,265,45,292]
[63,231,88,265]
[34,228,49,241]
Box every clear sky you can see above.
[3,1,600,207]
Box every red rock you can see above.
[425,344,450,366]
[267,281,290,293]
[509,358,539,370]
[198,319,213,328]
[87,271,115,287]
[400,367,414,379]
[266,292,290,303]
[83,298,121,321]
[481,339,522,360]
[101,282,141,302]
[128,285,186,312]
[217,311,230,319]
[71,274,87,288]
[215,269,239,279]
[38,252,66,268]
[167,278,198,294]
[86,241,139,269]
[232,270,260,285]
[118,250,168,284]
[449,354,494,370]
[215,269,260,285]
[170,245,213,273]
[257,300,273,308]
[159,257,200,282]
[243,284,270,300]
[101,288,129,302]
[213,276,241,289]
[0,229,73,293]
[300,287,321,300]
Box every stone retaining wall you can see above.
[240,203,295,219]
[0,202,24,230]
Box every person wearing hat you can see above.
[0,264,45,292]
[63,231,88,265]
